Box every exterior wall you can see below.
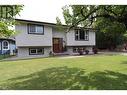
[52,28,66,42]
[15,23,52,47]
[0,41,2,54]
[67,47,73,55]
[52,28,67,51]
[9,43,16,55]
[17,47,51,58]
[66,29,95,46]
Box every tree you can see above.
[0,5,24,37]
[58,5,127,30]
[57,5,127,49]
[95,17,127,49]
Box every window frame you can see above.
[73,47,79,53]
[75,29,89,41]
[29,48,44,55]
[73,47,86,53]
[28,24,44,35]
[0,42,1,50]
[2,40,9,50]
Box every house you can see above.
[0,38,16,55]
[15,19,96,58]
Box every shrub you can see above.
[93,48,98,54]
[49,51,54,56]
[85,50,89,55]
[78,49,84,55]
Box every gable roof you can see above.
[0,38,15,42]
[15,19,67,27]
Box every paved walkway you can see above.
[58,55,84,59]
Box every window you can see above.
[37,48,44,55]
[0,42,1,50]
[29,48,44,55]
[36,26,44,33]
[30,49,36,54]
[2,41,9,50]
[73,47,79,53]
[75,29,89,41]
[28,24,44,34]
[29,24,36,33]
[73,47,86,53]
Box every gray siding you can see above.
[15,23,52,47]
[15,21,96,57]
[17,47,51,58]
[66,29,95,46]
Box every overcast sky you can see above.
[1,0,77,23]
[1,0,126,24]
[16,0,66,23]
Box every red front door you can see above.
[53,38,63,53]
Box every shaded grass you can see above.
[0,55,127,90]
[0,54,10,60]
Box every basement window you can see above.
[29,48,44,55]
[73,47,86,53]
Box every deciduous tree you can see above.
[0,5,23,37]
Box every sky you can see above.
[15,0,66,23]
[1,0,126,24]
[1,0,79,24]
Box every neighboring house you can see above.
[15,19,96,58]
[0,38,16,55]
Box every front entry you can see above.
[53,38,63,53]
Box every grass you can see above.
[0,54,127,90]
[0,54,10,60]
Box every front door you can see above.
[53,38,63,53]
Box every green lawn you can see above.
[0,54,11,60]
[0,55,127,90]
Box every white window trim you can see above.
[84,30,89,40]
[2,40,9,50]
[29,49,38,54]
[29,48,44,55]
[75,29,89,41]
[75,30,80,40]
[36,26,44,33]
[0,42,1,50]
[28,24,44,34]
